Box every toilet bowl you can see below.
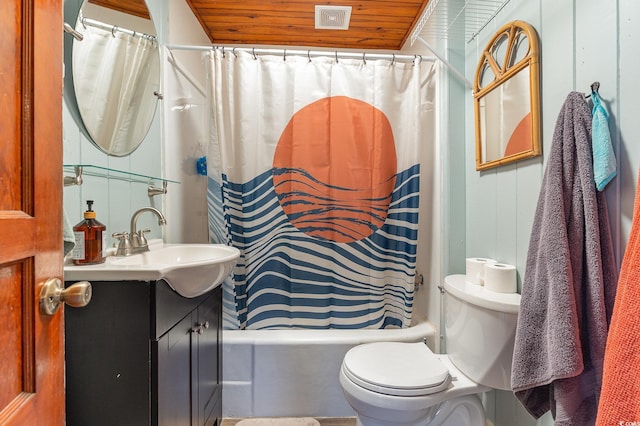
[339,342,488,426]
[339,274,521,426]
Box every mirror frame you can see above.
[473,20,541,171]
[63,0,159,157]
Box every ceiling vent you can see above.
[315,5,352,30]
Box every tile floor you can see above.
[221,418,356,426]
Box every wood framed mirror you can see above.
[473,20,541,171]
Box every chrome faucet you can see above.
[129,207,167,253]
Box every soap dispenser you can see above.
[72,200,107,265]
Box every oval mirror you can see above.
[64,0,160,156]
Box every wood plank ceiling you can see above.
[184,0,429,50]
[88,0,151,20]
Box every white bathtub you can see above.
[221,318,436,418]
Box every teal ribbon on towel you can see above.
[591,91,616,191]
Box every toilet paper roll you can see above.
[465,258,497,285]
[484,263,517,293]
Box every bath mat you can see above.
[235,418,320,426]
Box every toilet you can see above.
[339,274,521,426]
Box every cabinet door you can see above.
[156,313,193,426]
[65,281,151,426]
[196,290,222,426]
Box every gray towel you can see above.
[511,92,618,425]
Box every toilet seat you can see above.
[342,342,451,397]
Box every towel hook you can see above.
[586,81,601,99]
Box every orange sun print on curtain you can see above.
[272,96,398,243]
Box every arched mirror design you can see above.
[64,0,160,156]
[474,20,541,171]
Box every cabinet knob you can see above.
[191,321,210,335]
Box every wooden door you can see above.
[0,0,64,424]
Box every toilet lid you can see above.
[342,342,451,397]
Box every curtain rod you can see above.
[80,15,157,42]
[166,44,436,64]
[166,50,205,97]
[415,36,472,88]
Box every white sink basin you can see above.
[64,243,240,298]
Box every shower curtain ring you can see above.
[362,53,366,65]
[252,48,257,60]
[111,26,118,37]
[335,51,339,63]
[391,54,395,65]
[283,49,286,61]
[308,50,312,62]
[221,46,225,58]
[232,47,237,58]
[412,55,417,66]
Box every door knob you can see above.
[40,277,92,316]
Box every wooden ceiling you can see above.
[88,0,151,20]
[184,0,429,50]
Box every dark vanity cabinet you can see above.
[64,280,223,426]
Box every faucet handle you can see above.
[112,232,132,256]
[112,231,129,241]
[137,229,151,246]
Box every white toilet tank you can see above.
[443,274,521,391]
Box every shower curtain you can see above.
[207,50,436,329]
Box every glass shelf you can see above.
[63,164,180,186]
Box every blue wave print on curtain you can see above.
[223,164,419,329]
[207,175,243,329]
[272,167,395,243]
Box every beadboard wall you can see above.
[463,0,640,424]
